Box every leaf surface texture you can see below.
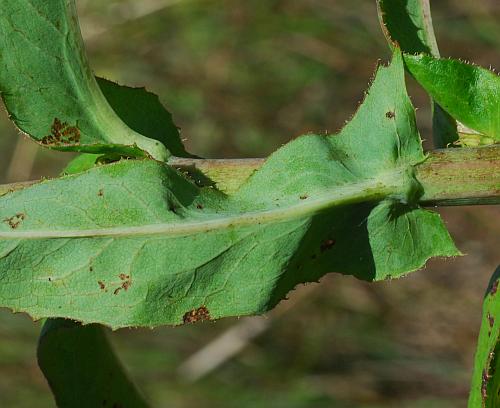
[0,52,458,328]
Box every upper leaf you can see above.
[377,0,440,56]
[0,51,458,328]
[377,0,458,147]
[404,55,500,143]
[0,0,168,160]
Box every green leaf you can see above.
[377,0,458,147]
[469,266,500,407]
[377,0,439,55]
[96,77,193,158]
[404,55,500,143]
[0,51,458,328]
[63,78,195,175]
[62,154,102,175]
[38,319,149,408]
[0,0,168,161]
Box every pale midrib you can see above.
[0,169,407,240]
[59,2,168,161]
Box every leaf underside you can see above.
[96,77,193,158]
[0,51,458,329]
[377,0,458,147]
[0,0,169,160]
[62,77,195,173]
[469,266,500,408]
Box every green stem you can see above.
[416,146,500,206]
[1,146,499,206]
[169,146,500,205]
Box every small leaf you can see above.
[38,319,149,408]
[405,55,500,142]
[469,266,500,407]
[0,51,458,328]
[0,0,168,160]
[377,0,458,147]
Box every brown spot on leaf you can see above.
[41,118,80,146]
[490,280,499,296]
[183,306,211,324]
[488,312,495,328]
[118,274,131,291]
[196,203,204,209]
[482,369,489,400]
[97,189,104,197]
[98,281,106,291]
[4,213,25,229]
[89,266,94,272]
[300,195,308,200]
[385,111,395,119]
[113,274,132,294]
[320,239,336,252]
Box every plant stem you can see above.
[416,146,500,206]
[1,146,498,206]
[169,146,500,206]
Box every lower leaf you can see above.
[38,318,149,408]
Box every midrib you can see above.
[0,169,407,240]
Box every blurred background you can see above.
[0,0,499,406]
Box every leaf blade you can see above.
[0,51,458,328]
[377,0,440,55]
[0,0,168,160]
[96,77,193,158]
[469,266,500,407]
[38,319,149,408]
[377,0,459,147]
[405,54,500,142]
